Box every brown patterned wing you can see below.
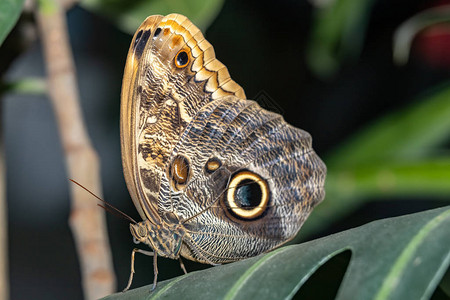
[120,14,245,223]
[160,97,326,263]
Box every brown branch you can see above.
[35,0,116,298]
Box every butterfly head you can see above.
[130,220,185,259]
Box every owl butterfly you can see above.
[120,13,326,290]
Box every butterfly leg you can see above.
[123,248,155,292]
[178,257,187,274]
[152,252,158,291]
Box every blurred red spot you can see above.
[413,23,450,69]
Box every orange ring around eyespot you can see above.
[175,49,190,68]
[226,171,269,219]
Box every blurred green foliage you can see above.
[307,0,450,77]
[79,0,225,33]
[306,0,376,78]
[0,0,25,46]
[303,84,450,235]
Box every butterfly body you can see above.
[120,13,326,284]
[131,219,184,259]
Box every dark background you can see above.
[3,0,449,299]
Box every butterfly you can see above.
[120,13,326,291]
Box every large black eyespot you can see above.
[225,170,269,220]
[175,49,190,68]
[169,155,190,189]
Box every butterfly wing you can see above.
[122,13,326,264]
[120,14,244,223]
[159,96,326,263]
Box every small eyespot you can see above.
[205,157,222,174]
[153,27,161,39]
[170,155,190,188]
[225,170,269,220]
[175,50,190,68]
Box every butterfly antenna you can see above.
[69,179,137,224]
[97,203,136,223]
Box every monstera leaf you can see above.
[102,206,450,300]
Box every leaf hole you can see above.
[293,250,352,300]
[431,266,450,300]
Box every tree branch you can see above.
[35,0,116,298]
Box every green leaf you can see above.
[79,0,225,34]
[303,84,450,235]
[299,156,450,236]
[0,77,47,95]
[37,0,59,15]
[306,0,376,78]
[101,206,450,300]
[327,83,450,168]
[326,157,450,199]
[393,5,450,65]
[0,0,25,46]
